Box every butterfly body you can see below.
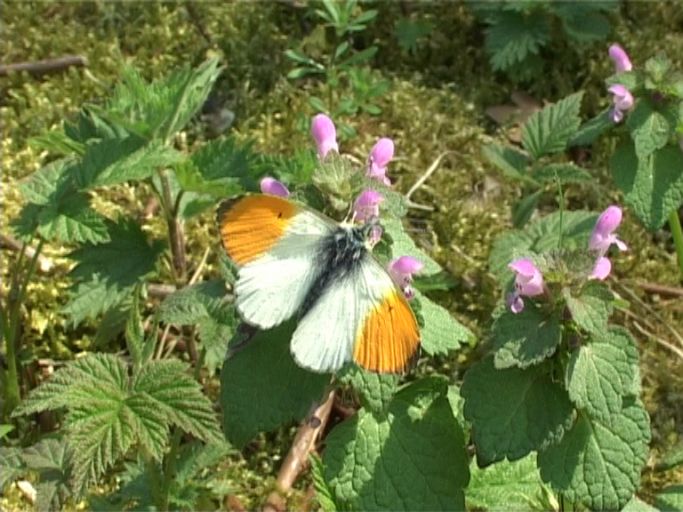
[218,194,420,374]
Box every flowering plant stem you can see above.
[2,238,44,420]
[159,169,187,284]
[668,209,683,280]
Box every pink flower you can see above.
[353,189,384,223]
[260,177,290,197]
[590,257,612,281]
[608,84,634,123]
[589,206,628,256]
[367,138,394,186]
[507,258,544,314]
[609,44,633,73]
[388,256,423,300]
[311,114,338,159]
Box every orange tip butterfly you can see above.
[217,194,420,374]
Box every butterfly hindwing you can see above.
[218,195,334,329]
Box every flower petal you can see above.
[390,255,424,275]
[311,114,338,158]
[507,293,525,314]
[608,44,633,73]
[260,177,290,197]
[508,258,539,278]
[590,257,612,280]
[353,189,384,222]
[369,138,394,168]
[594,205,623,236]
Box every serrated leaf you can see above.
[22,438,73,511]
[311,454,338,512]
[36,194,109,244]
[338,364,398,413]
[538,401,651,511]
[522,92,584,159]
[77,136,182,188]
[482,143,532,182]
[159,279,228,325]
[219,322,329,448]
[0,446,25,491]
[324,377,469,511]
[383,218,441,275]
[462,357,574,465]
[570,108,614,146]
[532,163,592,184]
[560,11,610,42]
[414,291,472,355]
[466,454,548,511]
[485,11,550,72]
[512,189,543,228]
[19,158,76,205]
[656,485,683,511]
[15,354,220,492]
[566,327,640,421]
[61,276,130,325]
[611,143,683,230]
[627,100,673,160]
[197,311,235,374]
[492,305,562,369]
[489,210,598,281]
[564,281,613,334]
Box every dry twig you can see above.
[0,55,87,77]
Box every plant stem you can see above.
[555,173,565,251]
[3,239,44,419]
[668,209,683,281]
[159,170,187,284]
[143,448,166,511]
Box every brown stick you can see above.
[0,233,53,273]
[0,55,88,77]
[147,282,177,299]
[636,281,683,298]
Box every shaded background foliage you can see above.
[1,1,682,509]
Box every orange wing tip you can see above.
[217,194,299,266]
[353,290,420,374]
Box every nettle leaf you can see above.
[338,364,399,413]
[15,354,221,492]
[522,92,584,159]
[611,143,683,230]
[107,58,222,140]
[656,485,683,511]
[37,194,109,244]
[219,322,329,448]
[485,11,550,72]
[462,357,574,465]
[77,136,182,188]
[324,377,469,511]
[159,279,228,325]
[570,108,614,147]
[383,218,441,274]
[466,453,549,511]
[564,280,613,334]
[492,305,562,369]
[565,327,639,421]
[197,309,236,374]
[414,290,472,355]
[538,400,651,511]
[531,163,592,184]
[627,99,674,160]
[22,438,74,512]
[176,137,257,197]
[482,143,532,182]
[19,158,76,205]
[0,446,25,491]
[489,210,597,281]
[62,276,130,326]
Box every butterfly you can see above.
[217,194,420,373]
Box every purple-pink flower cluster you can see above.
[607,44,635,123]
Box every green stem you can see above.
[555,173,565,251]
[668,209,683,281]
[3,239,44,420]
[159,170,187,284]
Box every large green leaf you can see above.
[219,322,330,448]
[324,377,469,511]
[36,193,109,244]
[14,354,220,492]
[492,305,562,369]
[564,281,614,335]
[656,485,683,511]
[383,218,442,275]
[531,163,592,184]
[482,143,532,182]
[570,108,613,147]
[627,99,674,160]
[538,401,651,511]
[338,364,398,413]
[413,291,472,355]
[19,158,76,205]
[611,143,683,230]
[522,92,584,159]
[22,438,74,511]
[485,10,549,72]
[462,357,574,465]
[61,276,130,326]
[565,327,640,421]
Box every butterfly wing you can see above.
[217,194,334,329]
[290,254,420,373]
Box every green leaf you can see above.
[570,108,613,146]
[538,401,651,511]
[311,454,338,512]
[383,218,441,275]
[560,10,610,42]
[19,158,76,205]
[489,210,598,282]
[564,281,613,334]
[197,310,235,374]
[466,454,550,511]
[611,143,683,230]
[219,322,329,448]
[624,496,660,512]
[482,143,532,182]
[159,279,228,325]
[565,327,639,421]
[15,354,221,492]
[324,377,469,511]
[656,485,683,511]
[532,163,592,184]
[512,189,542,228]
[627,99,673,160]
[492,305,562,369]
[77,136,182,188]
[61,276,130,325]
[36,194,109,244]
[522,92,584,159]
[485,11,550,72]
[414,291,472,355]
[462,357,574,465]
[338,364,398,413]
[22,438,73,511]
[0,447,25,491]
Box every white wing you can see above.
[235,210,333,329]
